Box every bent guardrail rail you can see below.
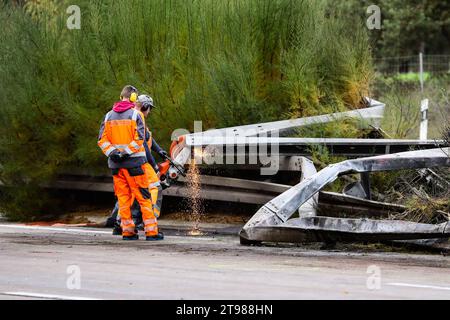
[240,147,450,244]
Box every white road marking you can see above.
[0,224,214,240]
[2,291,101,300]
[387,282,450,291]
[0,224,111,234]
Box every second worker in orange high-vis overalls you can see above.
[97,85,164,241]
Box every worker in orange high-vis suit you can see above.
[135,94,167,219]
[110,94,167,236]
[98,85,164,241]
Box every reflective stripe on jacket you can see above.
[144,130,158,172]
[98,108,147,169]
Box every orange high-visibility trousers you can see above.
[146,163,161,218]
[127,164,160,218]
[113,164,158,237]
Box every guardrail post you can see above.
[420,99,429,140]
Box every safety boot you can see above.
[115,225,138,236]
[146,232,164,241]
[122,234,139,240]
[112,225,122,235]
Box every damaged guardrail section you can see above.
[172,99,386,168]
[240,148,450,245]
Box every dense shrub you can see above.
[0,0,372,218]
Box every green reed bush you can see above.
[0,0,372,218]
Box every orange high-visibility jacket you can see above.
[98,105,147,169]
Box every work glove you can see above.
[158,150,169,159]
[120,152,130,161]
[160,179,170,190]
[109,149,122,163]
[109,149,130,163]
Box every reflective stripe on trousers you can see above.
[152,204,161,218]
[144,225,157,233]
[121,218,136,235]
[144,218,157,225]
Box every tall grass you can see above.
[375,75,450,139]
[0,0,372,218]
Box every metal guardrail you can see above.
[240,148,450,244]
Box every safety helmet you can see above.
[137,94,154,111]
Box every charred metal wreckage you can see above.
[168,98,450,246]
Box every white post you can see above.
[419,52,424,94]
[420,99,428,140]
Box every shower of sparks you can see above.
[186,158,203,235]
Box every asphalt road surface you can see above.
[0,223,449,300]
